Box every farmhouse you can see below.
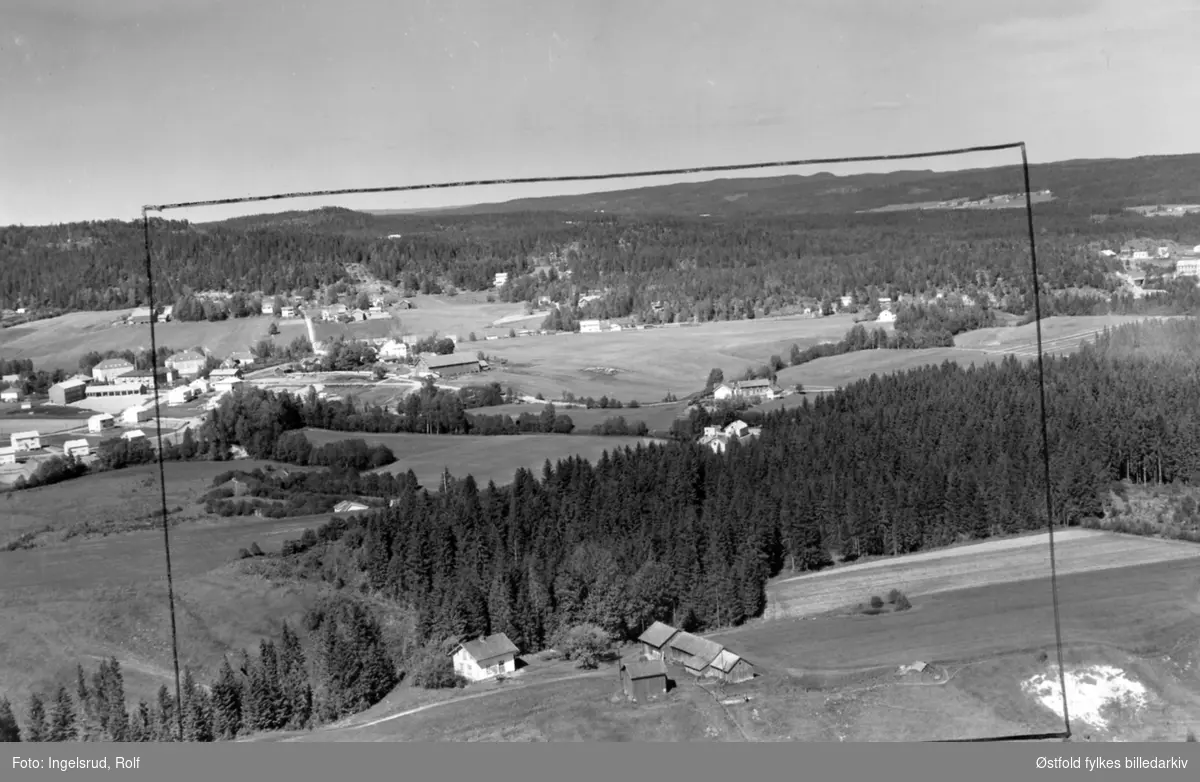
[48,378,89,405]
[493,272,509,288]
[121,406,153,425]
[1,373,18,384]
[213,378,244,395]
[262,301,275,315]
[122,429,147,441]
[0,446,15,465]
[664,631,724,676]
[621,658,669,702]
[452,633,519,682]
[702,650,754,685]
[379,340,409,360]
[416,354,481,377]
[210,368,243,382]
[877,309,897,323]
[281,306,297,318]
[227,351,256,367]
[713,379,782,402]
[333,500,370,514]
[92,358,135,383]
[63,439,91,459]
[189,378,211,394]
[166,350,207,377]
[638,621,680,660]
[88,413,115,433]
[725,420,749,439]
[10,431,41,451]
[579,319,602,333]
[1,389,20,403]
[699,429,731,454]
[127,307,153,325]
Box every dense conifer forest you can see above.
[4,206,1200,325]
[4,319,1200,741]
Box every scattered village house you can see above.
[122,368,173,387]
[0,446,16,465]
[167,386,194,406]
[281,305,296,318]
[416,353,482,378]
[83,381,148,406]
[333,500,370,514]
[10,431,41,451]
[166,350,207,377]
[379,340,409,361]
[48,378,89,406]
[621,658,669,702]
[127,307,154,325]
[261,301,275,315]
[1,389,20,403]
[713,379,783,402]
[579,319,602,333]
[122,405,153,425]
[638,621,680,660]
[92,358,135,383]
[63,439,91,459]
[122,429,147,441]
[227,350,256,368]
[209,367,243,382]
[88,413,115,433]
[452,633,520,682]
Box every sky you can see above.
[2,0,1198,225]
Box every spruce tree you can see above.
[155,684,177,742]
[48,686,77,742]
[211,657,243,740]
[0,695,21,742]
[25,693,47,742]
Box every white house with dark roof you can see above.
[452,633,519,682]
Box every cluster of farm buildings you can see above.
[445,622,753,704]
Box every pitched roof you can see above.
[333,500,369,513]
[63,439,89,451]
[667,631,724,666]
[168,350,205,363]
[95,358,134,369]
[458,633,519,664]
[420,353,479,369]
[11,430,40,440]
[638,621,679,649]
[51,379,88,391]
[736,378,772,389]
[707,649,746,674]
[623,658,667,680]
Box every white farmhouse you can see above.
[451,633,519,682]
[10,431,41,451]
[63,439,91,458]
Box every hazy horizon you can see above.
[3,0,1198,226]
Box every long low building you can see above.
[48,378,88,406]
[416,353,481,377]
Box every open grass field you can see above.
[953,314,1176,354]
[302,428,664,487]
[0,459,302,541]
[463,314,863,401]
[311,292,531,344]
[479,400,693,434]
[758,529,1200,622]
[0,310,307,372]
[773,347,1006,394]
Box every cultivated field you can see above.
[302,428,664,487]
[311,292,531,344]
[0,310,307,372]
[774,347,1005,393]
[479,400,693,433]
[465,314,863,401]
[758,529,1200,622]
[0,460,303,542]
[952,314,1173,354]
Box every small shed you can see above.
[637,621,679,660]
[621,658,668,702]
[703,649,755,685]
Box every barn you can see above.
[637,621,679,660]
[452,633,519,682]
[664,631,724,676]
[417,354,481,377]
[703,649,755,685]
[621,658,668,702]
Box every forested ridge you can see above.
[4,204,1200,326]
[4,319,1200,741]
